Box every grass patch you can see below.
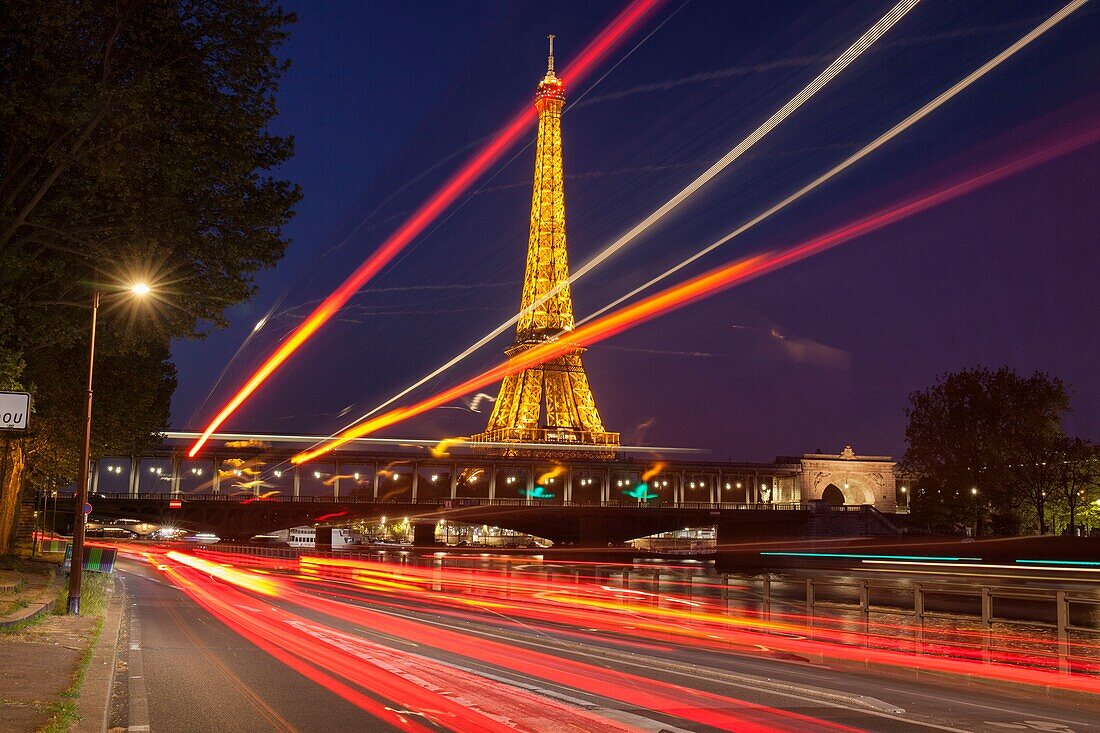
[36,616,104,733]
[37,582,109,733]
[50,570,110,617]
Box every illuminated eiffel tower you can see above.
[472,37,619,456]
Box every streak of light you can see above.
[577,0,1091,326]
[303,0,921,454]
[431,437,466,458]
[863,559,1100,577]
[164,430,700,455]
[190,548,1100,687]
[761,551,982,561]
[291,124,1100,464]
[187,0,667,457]
[158,551,852,731]
[537,466,566,484]
[165,550,279,596]
[642,462,666,481]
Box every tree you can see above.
[902,367,1071,535]
[0,1,300,552]
[1049,437,1099,534]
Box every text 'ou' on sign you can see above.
[0,391,31,430]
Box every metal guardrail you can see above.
[72,493,805,511]
[197,543,1100,653]
[741,575,1100,646]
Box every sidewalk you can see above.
[0,558,123,732]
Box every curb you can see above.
[75,577,125,733]
[0,575,62,629]
[0,599,54,628]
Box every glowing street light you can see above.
[69,280,152,615]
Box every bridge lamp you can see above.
[971,487,978,496]
[900,486,907,493]
[736,482,742,489]
[68,279,153,615]
[353,472,360,481]
[430,474,438,482]
[313,471,321,479]
[273,470,282,478]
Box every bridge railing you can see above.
[80,492,804,511]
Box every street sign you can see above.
[83,502,92,515]
[168,499,183,509]
[0,391,30,430]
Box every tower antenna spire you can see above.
[547,34,556,74]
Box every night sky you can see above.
[170,0,1100,462]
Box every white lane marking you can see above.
[879,686,1094,727]
[365,607,977,732]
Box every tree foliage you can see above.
[903,367,1097,535]
[0,0,300,551]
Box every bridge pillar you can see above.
[488,464,496,500]
[450,463,458,499]
[293,466,301,498]
[171,457,181,495]
[578,516,614,547]
[412,521,437,547]
[411,464,419,501]
[315,526,333,552]
[127,457,139,497]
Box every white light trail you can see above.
[309,0,921,448]
[577,0,1090,327]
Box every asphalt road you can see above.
[117,555,1100,733]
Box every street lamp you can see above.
[68,281,151,615]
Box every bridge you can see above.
[54,433,904,543]
[64,492,900,545]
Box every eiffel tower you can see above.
[471,37,619,456]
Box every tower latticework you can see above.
[472,37,619,455]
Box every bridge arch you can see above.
[821,484,845,506]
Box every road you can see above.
[115,551,1100,733]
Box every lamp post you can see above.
[67,282,150,614]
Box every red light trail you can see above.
[188,0,666,458]
[122,543,1100,733]
[291,124,1100,464]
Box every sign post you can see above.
[0,391,30,431]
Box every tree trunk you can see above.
[0,439,26,554]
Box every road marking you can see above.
[879,686,1094,727]
[127,583,152,733]
[364,606,979,732]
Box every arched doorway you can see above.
[822,483,845,507]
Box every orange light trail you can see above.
[292,124,1100,464]
[188,0,666,458]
